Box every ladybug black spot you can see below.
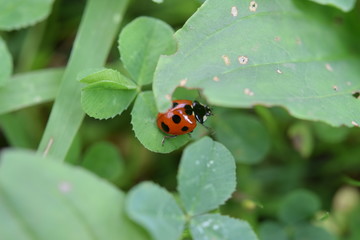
[181,126,189,132]
[172,102,179,108]
[161,122,170,133]
[172,115,181,124]
[184,105,193,115]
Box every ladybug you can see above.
[157,100,213,144]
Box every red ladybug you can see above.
[157,100,213,144]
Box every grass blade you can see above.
[37,0,129,159]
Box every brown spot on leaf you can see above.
[238,56,248,65]
[352,121,359,127]
[180,78,187,86]
[222,55,231,65]
[352,91,360,99]
[231,6,238,17]
[249,1,258,12]
[325,63,333,72]
[244,88,254,96]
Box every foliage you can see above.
[1,0,360,240]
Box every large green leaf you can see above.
[178,137,236,216]
[126,182,185,240]
[0,38,12,86]
[190,214,258,240]
[0,0,55,30]
[153,0,360,127]
[119,16,176,86]
[0,149,148,240]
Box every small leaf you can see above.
[214,110,270,164]
[259,221,288,240]
[308,0,356,12]
[126,182,185,240]
[81,141,124,182]
[0,68,63,115]
[80,69,138,119]
[190,214,258,240]
[0,149,149,240]
[119,16,176,86]
[178,137,236,215]
[0,0,55,30]
[278,189,321,225]
[81,88,136,119]
[288,122,314,158]
[294,224,336,240]
[79,69,138,90]
[0,38,13,86]
[131,91,190,153]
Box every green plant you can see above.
[1,0,360,240]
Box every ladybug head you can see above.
[192,101,213,124]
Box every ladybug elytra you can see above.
[157,100,213,144]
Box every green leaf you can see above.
[0,38,12,86]
[119,16,176,86]
[81,141,124,182]
[258,221,288,240]
[80,69,137,119]
[294,224,336,240]
[79,69,138,90]
[308,0,356,12]
[131,91,190,153]
[153,0,360,127]
[126,182,185,240]
[80,69,138,119]
[0,149,148,240]
[278,189,321,225]
[190,214,258,240]
[0,68,63,115]
[288,122,314,158]
[178,137,236,215]
[214,110,270,164]
[0,0,55,30]
[37,0,129,160]
[81,88,136,119]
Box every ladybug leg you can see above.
[162,135,177,146]
[200,123,215,136]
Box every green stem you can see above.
[37,0,129,160]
